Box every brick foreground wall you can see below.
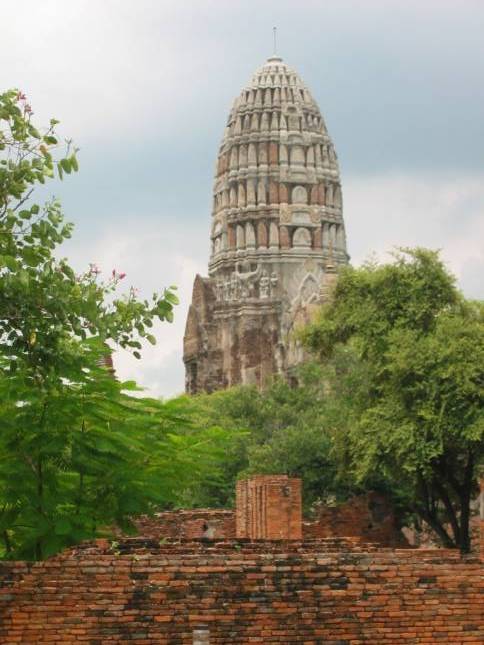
[0,538,482,644]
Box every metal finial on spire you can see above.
[268,26,282,63]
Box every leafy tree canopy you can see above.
[188,365,355,510]
[0,342,230,559]
[0,89,177,380]
[0,89,229,560]
[303,248,484,551]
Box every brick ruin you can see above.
[131,479,405,548]
[0,475,483,643]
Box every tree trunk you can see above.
[432,475,461,546]
[36,455,44,560]
[416,472,455,548]
[458,451,474,553]
[3,530,12,554]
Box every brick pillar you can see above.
[236,475,302,539]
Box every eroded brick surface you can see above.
[133,509,235,541]
[303,492,408,548]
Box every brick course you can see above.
[1,477,482,643]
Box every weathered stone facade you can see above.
[184,55,348,393]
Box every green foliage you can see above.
[0,89,178,381]
[303,249,484,551]
[188,367,352,510]
[0,89,229,560]
[0,340,230,559]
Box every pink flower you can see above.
[118,272,126,280]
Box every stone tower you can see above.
[184,55,348,393]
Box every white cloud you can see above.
[345,173,484,299]
[1,1,223,142]
[111,249,203,399]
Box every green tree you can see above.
[0,89,230,559]
[190,367,348,510]
[303,249,484,552]
[0,340,230,559]
[0,89,176,378]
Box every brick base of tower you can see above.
[184,275,285,393]
[183,265,340,393]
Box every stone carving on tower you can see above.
[184,55,349,393]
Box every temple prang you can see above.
[184,55,348,393]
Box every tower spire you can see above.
[273,26,277,56]
[183,55,348,393]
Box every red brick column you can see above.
[236,475,302,539]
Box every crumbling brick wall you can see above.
[131,488,484,552]
[0,539,482,644]
[131,491,407,548]
[303,491,408,547]
[133,509,235,541]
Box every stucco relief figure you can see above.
[280,204,291,224]
[259,269,279,300]
[259,270,270,299]
[230,272,240,300]
[299,274,319,305]
[215,280,224,301]
[237,261,261,299]
[310,207,321,224]
[270,271,278,293]
[280,272,321,366]
[292,185,308,204]
[200,327,209,353]
[293,227,311,248]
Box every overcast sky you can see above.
[2,0,483,397]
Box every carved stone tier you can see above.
[184,55,349,393]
